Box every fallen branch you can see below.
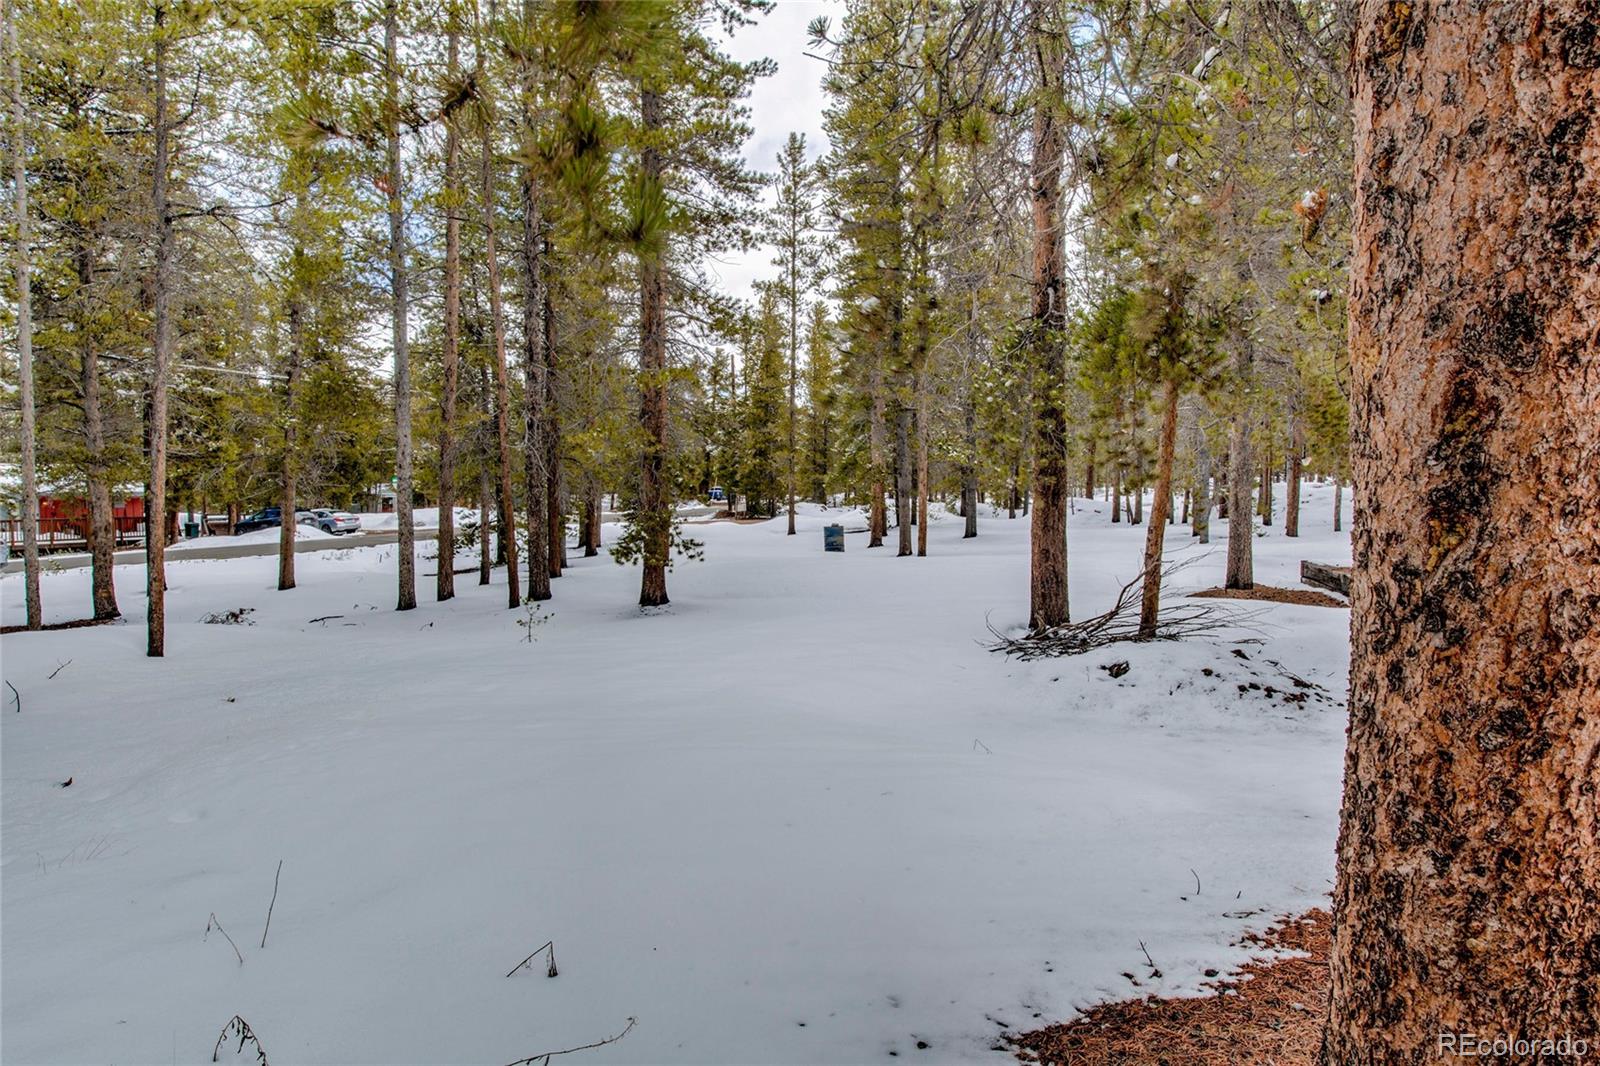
[212,1014,269,1065]
[206,913,244,966]
[48,659,73,680]
[987,561,1263,660]
[506,940,558,978]
[306,615,344,626]
[502,1017,637,1066]
[6,680,18,713]
[260,860,283,948]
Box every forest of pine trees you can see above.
[2,1,1595,1060]
[4,0,1357,631]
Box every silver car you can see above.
[300,508,361,535]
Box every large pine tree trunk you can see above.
[436,19,462,603]
[1258,442,1273,525]
[278,283,302,592]
[1193,425,1211,544]
[1224,328,1254,588]
[1138,378,1180,638]
[1323,4,1600,1060]
[7,0,40,630]
[1285,408,1303,537]
[1026,0,1069,631]
[786,243,798,537]
[477,460,491,586]
[637,86,670,607]
[1332,475,1342,533]
[385,0,416,611]
[868,380,886,547]
[894,404,913,556]
[583,481,600,557]
[518,185,549,601]
[545,273,564,581]
[961,380,978,539]
[476,55,520,609]
[146,1,172,657]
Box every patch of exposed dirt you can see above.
[1011,910,1330,1066]
[1189,585,1346,608]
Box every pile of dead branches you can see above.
[988,562,1261,660]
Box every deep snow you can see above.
[2,483,1352,1064]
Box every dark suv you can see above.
[234,507,311,534]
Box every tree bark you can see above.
[436,16,462,603]
[385,0,416,611]
[544,267,563,580]
[868,377,886,547]
[637,86,669,607]
[583,482,600,557]
[477,461,491,585]
[1193,422,1211,543]
[894,403,913,556]
[278,277,303,592]
[1323,4,1600,1061]
[786,224,798,538]
[1138,378,1180,638]
[1285,407,1303,537]
[146,1,173,657]
[961,381,978,539]
[6,0,40,629]
[1026,0,1069,631]
[1332,474,1342,533]
[1224,326,1254,589]
[476,36,520,609]
[517,189,549,601]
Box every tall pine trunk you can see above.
[476,34,520,609]
[1192,420,1211,543]
[1025,0,1068,630]
[146,2,172,657]
[1224,327,1254,588]
[385,0,416,611]
[893,404,912,555]
[868,374,886,546]
[6,0,40,629]
[436,17,462,603]
[1285,407,1302,537]
[1332,475,1342,533]
[544,271,563,580]
[636,86,669,607]
[518,172,550,601]
[1324,3,1600,1060]
[278,279,302,591]
[1137,378,1179,638]
[786,223,798,537]
[583,482,600,557]
[961,377,978,539]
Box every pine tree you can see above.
[767,131,822,535]
[801,303,837,504]
[4,0,40,629]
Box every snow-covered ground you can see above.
[1,483,1352,1064]
[167,524,345,553]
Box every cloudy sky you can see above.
[705,0,839,304]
